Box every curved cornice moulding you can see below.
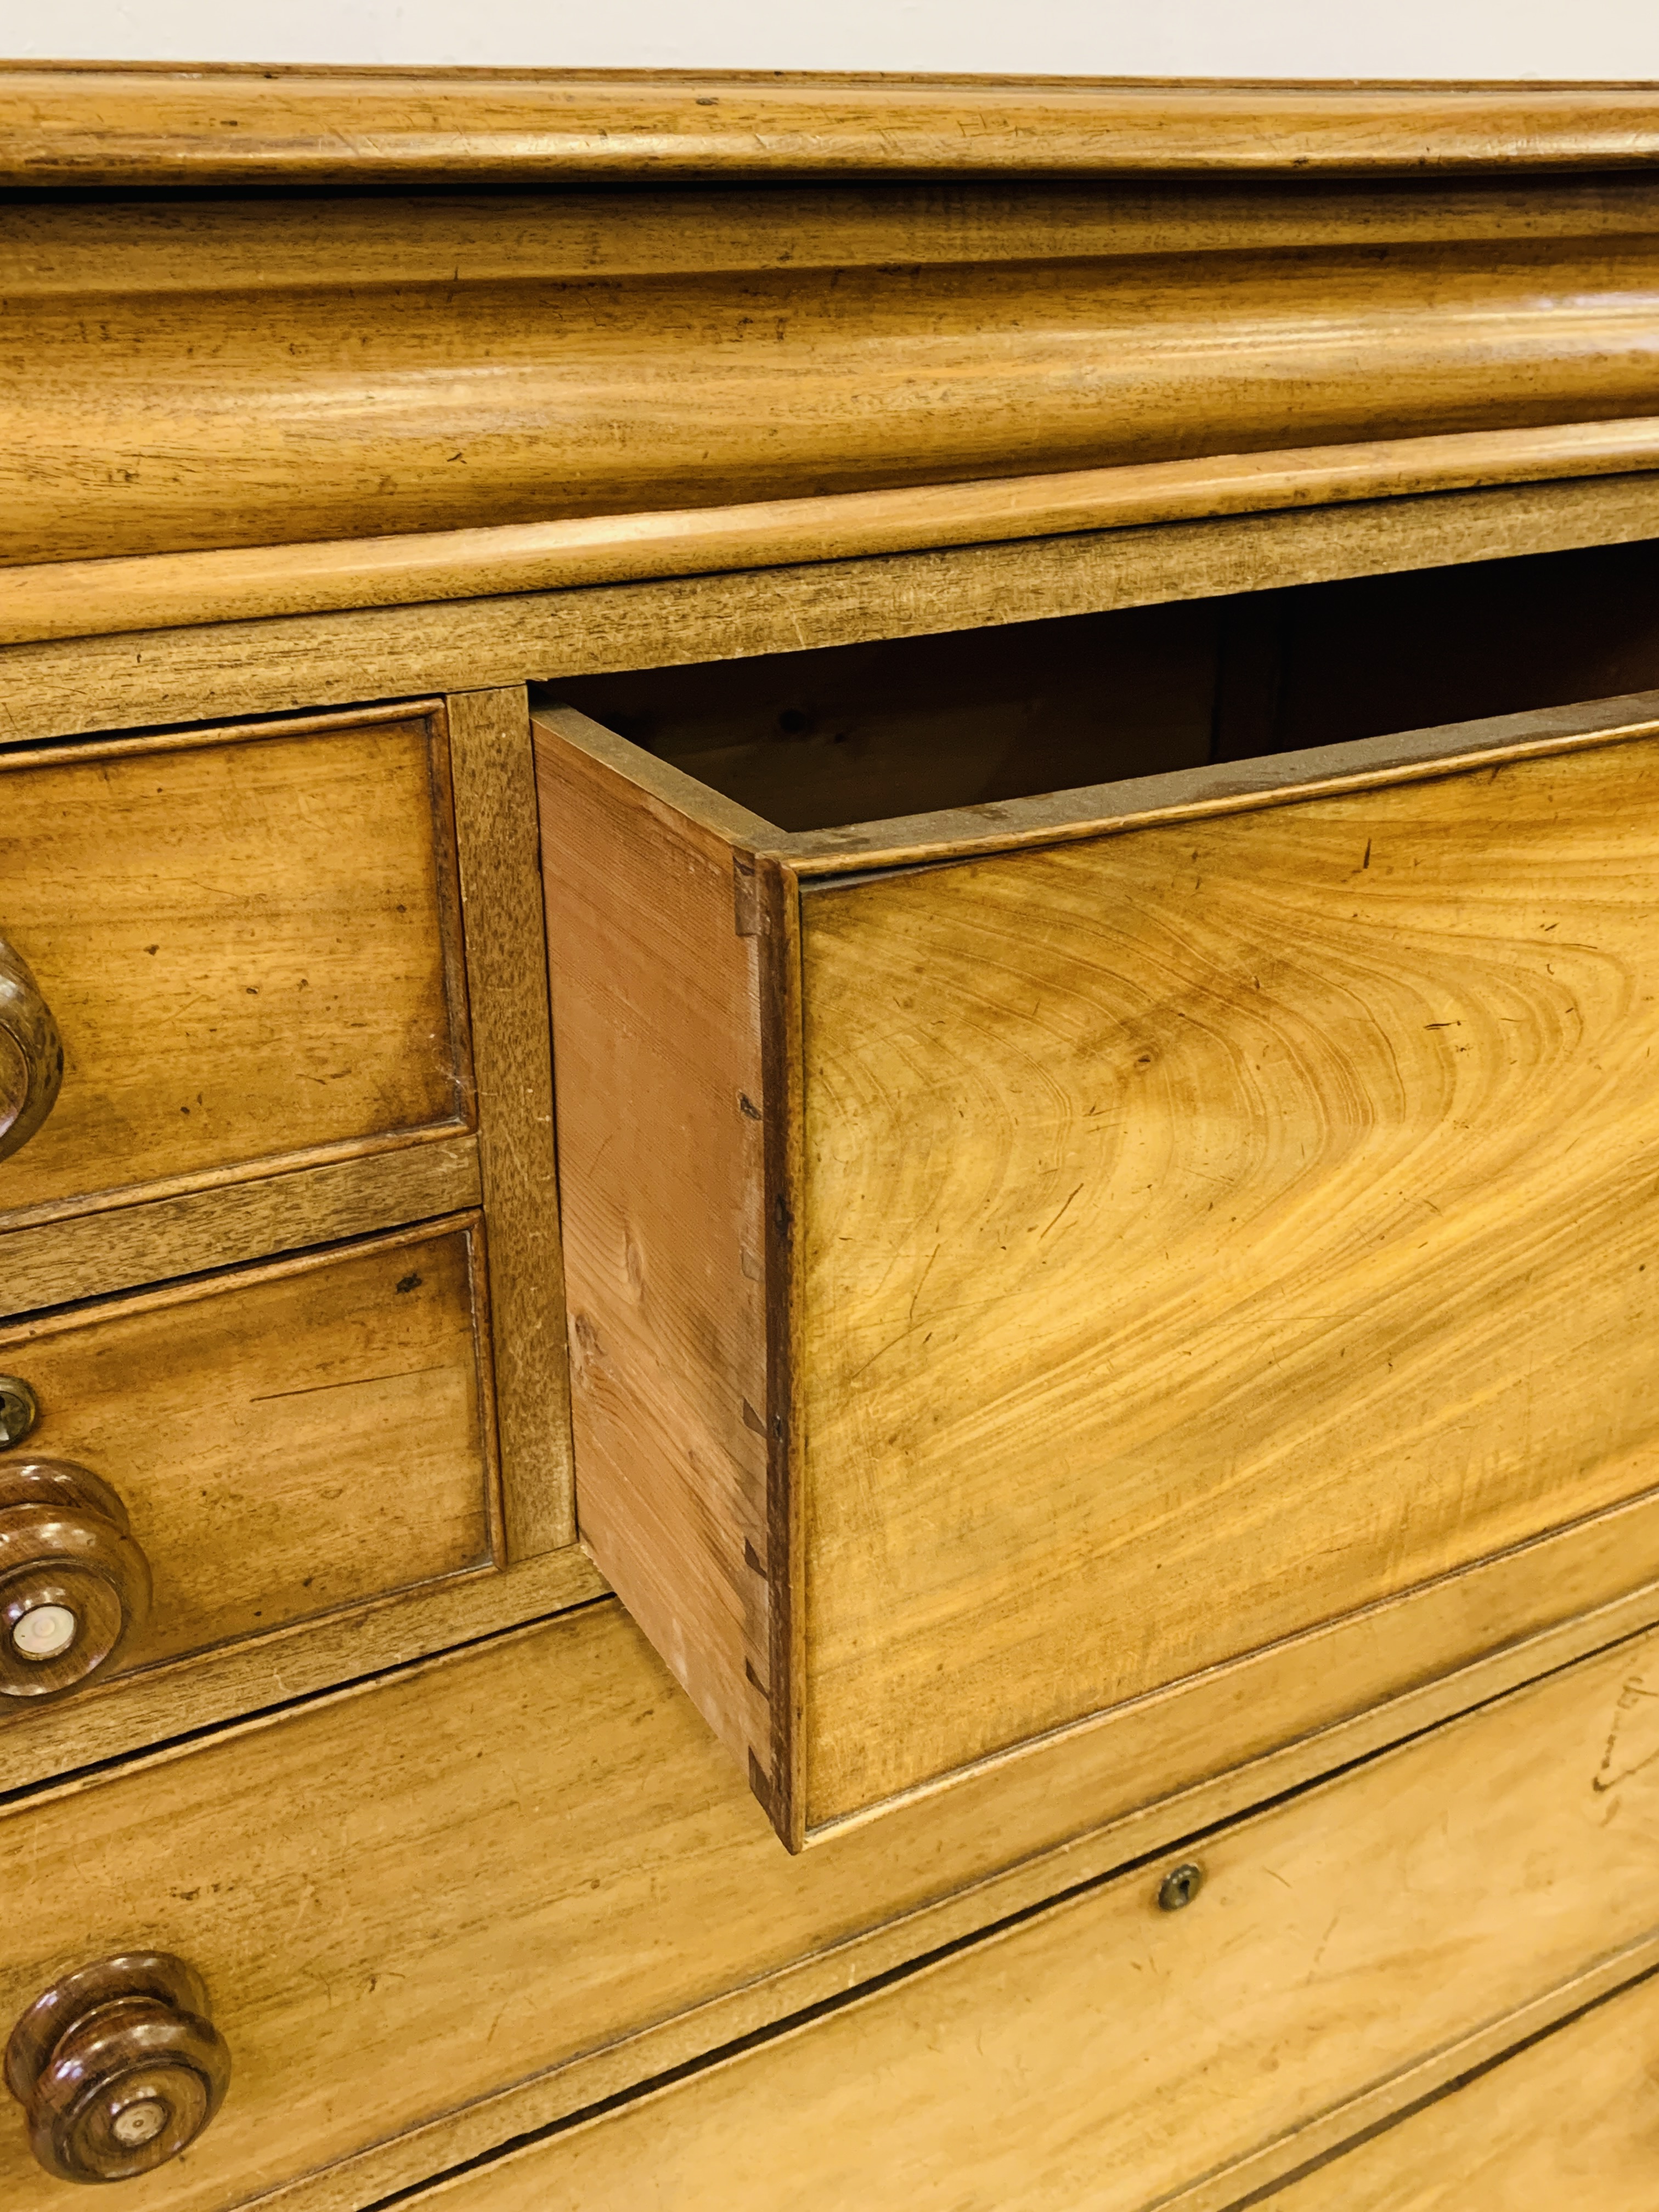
[4,67,1659,185]
[7,182,1659,568]
[8,421,1659,647]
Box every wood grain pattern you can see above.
[349,1622,1659,2212]
[534,712,780,1809]
[5,70,1659,186]
[800,728,1659,1823]
[445,689,573,1558]
[1272,1969,1659,2210]
[12,421,1659,647]
[0,1218,498,1713]
[0,706,472,1230]
[5,473,1657,752]
[0,1135,482,1323]
[8,232,1659,566]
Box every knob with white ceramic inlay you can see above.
[5,1955,230,2184]
[0,1461,151,1700]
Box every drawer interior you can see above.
[548,536,1659,831]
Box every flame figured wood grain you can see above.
[799,728,1659,1823]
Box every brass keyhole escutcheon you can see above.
[1157,1862,1205,1912]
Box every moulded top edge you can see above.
[536,686,1659,881]
[4,71,1659,189]
[782,689,1659,878]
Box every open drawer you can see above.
[535,538,1659,1849]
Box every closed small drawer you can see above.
[535,548,1659,1847]
[0,1217,497,1729]
[0,703,472,1226]
[5,1598,1659,2211]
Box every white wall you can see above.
[3,0,1657,81]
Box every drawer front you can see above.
[0,704,471,1224]
[537,699,1659,1843]
[3,1606,1659,2211]
[797,731,1659,1824]
[0,1217,497,1721]
[392,1624,1659,2212]
[1273,1970,1659,2211]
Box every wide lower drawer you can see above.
[4,1604,1659,2210]
[388,1623,1659,2212]
[1272,1970,1659,2211]
[538,638,1659,1844]
[0,702,472,1226]
[0,1218,497,1731]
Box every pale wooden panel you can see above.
[0,1219,496,1700]
[1273,1971,1659,2211]
[445,688,573,1555]
[0,709,471,1227]
[801,731,1659,1822]
[4,475,1658,750]
[375,1624,1659,2212]
[3,71,1659,187]
[9,239,1659,563]
[534,710,776,1797]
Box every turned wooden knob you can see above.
[0,1463,151,1700]
[5,1955,230,2183]
[0,938,64,1166]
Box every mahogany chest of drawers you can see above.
[3,60,1659,2208]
